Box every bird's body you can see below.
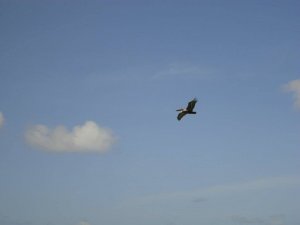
[176,98,197,121]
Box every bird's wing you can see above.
[177,111,187,121]
[186,98,197,111]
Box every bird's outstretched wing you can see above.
[177,111,187,121]
[186,98,197,111]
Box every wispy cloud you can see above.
[25,121,116,153]
[0,112,4,128]
[152,63,215,80]
[129,176,300,205]
[231,215,265,224]
[78,221,91,225]
[192,175,300,195]
[283,79,300,109]
[231,214,286,225]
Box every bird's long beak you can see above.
[176,109,183,111]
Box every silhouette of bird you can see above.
[176,98,197,121]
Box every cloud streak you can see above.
[25,121,116,153]
[129,176,300,206]
[231,214,286,225]
[0,112,4,128]
[283,79,300,109]
[152,63,215,80]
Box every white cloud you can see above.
[0,112,4,128]
[283,79,300,109]
[25,121,116,153]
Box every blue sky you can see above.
[0,0,300,225]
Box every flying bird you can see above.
[176,98,198,121]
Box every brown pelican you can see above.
[176,98,197,121]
